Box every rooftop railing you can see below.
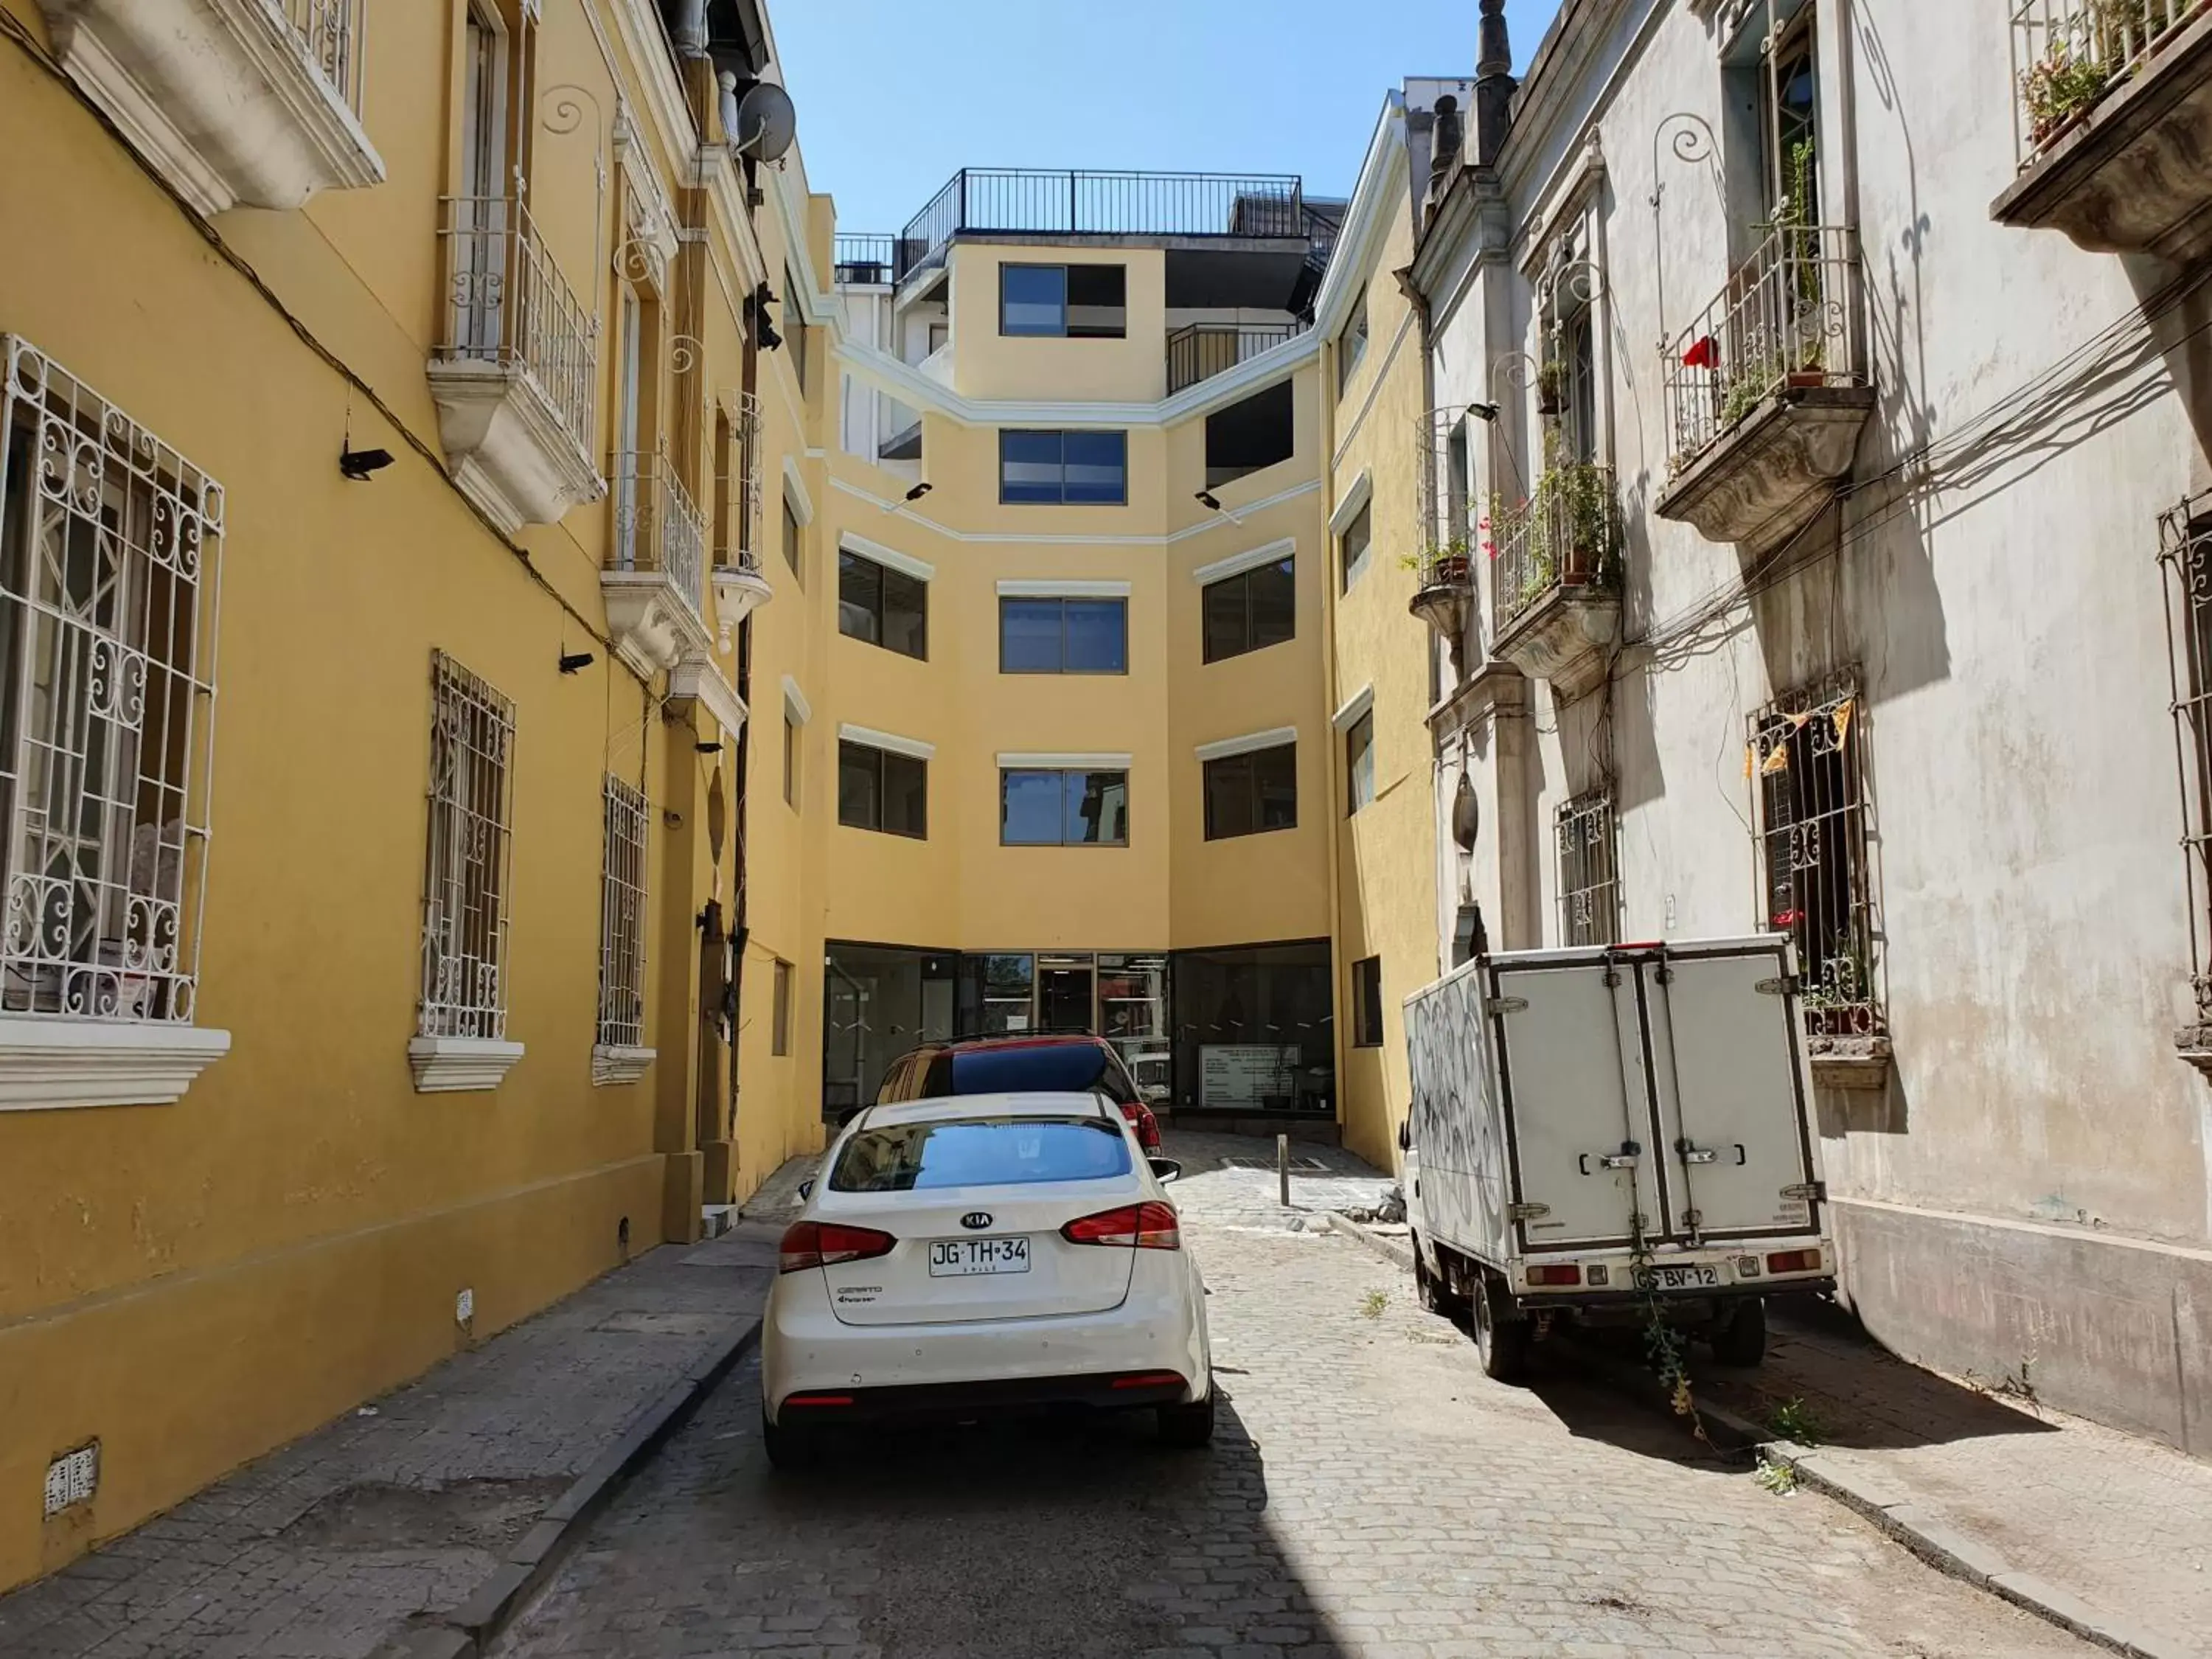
[834,233,897,285]
[895,169,1307,282]
[2009,0,2208,164]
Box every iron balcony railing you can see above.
[1165,322,1305,394]
[720,390,764,574]
[833,234,898,285]
[2009,0,2208,164]
[439,196,599,465]
[895,170,1306,282]
[612,448,707,616]
[286,0,369,116]
[1492,465,1624,635]
[1663,222,1863,477]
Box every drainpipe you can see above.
[1318,302,1350,1152]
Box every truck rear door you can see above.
[1641,940,1821,1241]
[1492,956,1665,1251]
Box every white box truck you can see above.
[1401,936,1834,1381]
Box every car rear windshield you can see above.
[829,1116,1131,1192]
[940,1045,1109,1095]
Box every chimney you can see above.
[1475,0,1515,167]
[1427,94,1464,207]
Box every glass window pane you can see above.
[1000,430,1064,503]
[1065,264,1127,338]
[1001,769,1065,844]
[1202,572,1248,664]
[1256,743,1298,831]
[1062,599,1127,672]
[837,549,880,644]
[1001,265,1066,336]
[830,1116,1131,1192]
[1170,939,1334,1114]
[837,741,880,830]
[882,567,928,659]
[1000,598,1065,672]
[1251,557,1296,650]
[1068,771,1129,845]
[883,751,928,838]
[1204,754,1255,841]
[1346,712,1374,814]
[1061,431,1127,504]
[1340,503,1371,591]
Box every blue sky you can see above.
[771,1,1563,234]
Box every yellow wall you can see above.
[1322,198,1440,1173]
[947,245,1172,403]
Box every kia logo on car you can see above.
[960,1211,993,1231]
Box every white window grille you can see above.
[1556,790,1620,947]
[0,338,220,1026]
[597,773,649,1050]
[1749,669,1880,1037]
[2160,490,2212,1032]
[420,652,515,1040]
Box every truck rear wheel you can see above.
[1472,1271,1531,1383]
[1710,1295,1767,1366]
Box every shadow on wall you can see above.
[2138,252,2212,465]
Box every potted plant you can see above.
[1536,360,1565,417]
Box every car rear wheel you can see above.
[1155,1389,1215,1449]
[760,1408,820,1471]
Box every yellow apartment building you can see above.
[0,0,1448,1593]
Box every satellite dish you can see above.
[733,81,796,162]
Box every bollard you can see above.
[1278,1133,1290,1208]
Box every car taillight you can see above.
[777,1220,897,1273]
[1113,1100,1163,1150]
[1062,1201,1180,1250]
[1765,1248,1823,1275]
[1526,1264,1582,1287]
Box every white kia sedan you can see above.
[760,1091,1212,1467]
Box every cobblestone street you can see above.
[490,1144,2093,1659]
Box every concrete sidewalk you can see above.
[0,1225,780,1659]
[1696,1301,2211,1659]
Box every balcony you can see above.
[428,197,605,536]
[710,392,773,652]
[833,234,897,286]
[1992,0,2212,258]
[1489,466,1624,701]
[1655,223,1874,552]
[39,0,383,216]
[603,449,713,676]
[1166,322,1306,394]
[894,169,1309,284]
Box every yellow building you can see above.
[0,0,1447,1594]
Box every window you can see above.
[420,653,515,1039]
[786,265,810,392]
[1761,8,1820,224]
[1351,956,1383,1047]
[772,959,793,1056]
[597,775,649,1051]
[1345,712,1374,815]
[1170,939,1333,1111]
[1203,742,1298,840]
[1001,769,1130,846]
[612,287,644,568]
[782,495,804,585]
[782,711,799,808]
[1335,284,1368,398]
[1204,382,1295,489]
[999,597,1127,673]
[838,739,928,838]
[838,549,927,658]
[1000,430,1127,505]
[1339,501,1372,591]
[0,338,220,1027]
[1202,557,1295,662]
[830,1115,1131,1192]
[1000,263,1127,338]
[1556,790,1620,947]
[2163,495,2212,1036]
[1750,670,1878,1037]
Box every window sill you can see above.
[592,1043,656,1087]
[0,1017,231,1111]
[408,1034,526,1094]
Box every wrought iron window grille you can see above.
[419,652,515,1041]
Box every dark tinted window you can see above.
[838,740,928,838]
[830,1116,1131,1191]
[999,264,1126,338]
[1204,381,1295,489]
[1000,597,1127,672]
[947,1044,1111,1094]
[1000,430,1127,505]
[1201,558,1295,663]
[1204,742,1298,839]
[1352,956,1383,1046]
[1001,770,1130,846]
[838,549,928,659]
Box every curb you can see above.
[394,1315,765,1659]
[1320,1211,2194,1659]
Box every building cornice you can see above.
[828,474,1323,547]
[839,529,934,581]
[1190,536,1298,585]
[1311,94,1411,340]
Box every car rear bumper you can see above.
[762,1259,1208,1421]
[776,1369,1193,1425]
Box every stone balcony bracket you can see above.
[1806,1032,1892,1093]
[1492,586,1622,703]
[602,568,716,679]
[712,562,776,652]
[427,359,606,537]
[1655,385,1877,554]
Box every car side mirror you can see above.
[1147,1157,1182,1184]
[797,1178,815,1200]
